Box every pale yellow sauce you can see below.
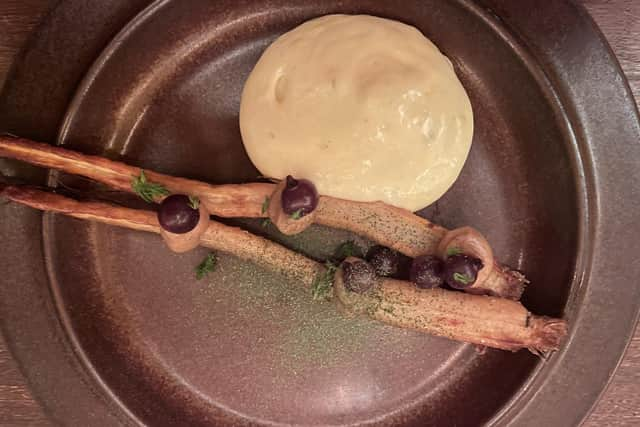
[240,14,473,211]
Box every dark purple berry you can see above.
[158,194,200,234]
[410,255,444,289]
[343,260,376,293]
[281,175,318,217]
[367,245,401,277]
[443,254,483,289]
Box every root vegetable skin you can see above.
[0,186,566,354]
[0,136,272,217]
[0,136,525,299]
[1,185,322,286]
[334,258,566,354]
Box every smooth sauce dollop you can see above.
[240,14,473,211]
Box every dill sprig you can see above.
[311,261,337,301]
[131,170,169,203]
[447,247,462,256]
[195,253,218,280]
[188,195,200,210]
[333,240,364,261]
[453,272,472,285]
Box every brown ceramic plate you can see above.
[1,1,640,426]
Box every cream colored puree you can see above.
[240,14,473,211]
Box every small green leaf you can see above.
[188,195,200,210]
[311,261,337,301]
[261,196,270,214]
[447,247,463,257]
[291,209,304,220]
[131,170,170,203]
[453,272,473,285]
[334,240,364,261]
[261,218,271,228]
[195,253,217,280]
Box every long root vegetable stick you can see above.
[0,136,272,217]
[1,185,565,354]
[1,185,322,286]
[334,259,566,354]
[0,136,525,299]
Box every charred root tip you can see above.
[0,185,34,207]
[0,179,53,197]
[0,186,56,206]
[508,270,528,299]
[528,316,568,357]
[493,265,528,300]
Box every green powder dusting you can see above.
[189,221,419,377]
[195,255,384,372]
[276,299,379,370]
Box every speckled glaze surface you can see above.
[1,1,639,426]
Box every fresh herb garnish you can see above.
[188,195,200,210]
[334,240,364,261]
[447,247,463,256]
[131,170,169,203]
[312,261,337,301]
[261,218,271,228]
[195,252,217,280]
[261,196,270,214]
[453,272,472,285]
[290,209,304,220]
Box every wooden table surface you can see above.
[0,1,638,425]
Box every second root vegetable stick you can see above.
[2,185,321,286]
[1,185,565,354]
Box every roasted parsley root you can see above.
[333,259,567,355]
[0,136,526,299]
[1,185,322,287]
[0,183,568,355]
